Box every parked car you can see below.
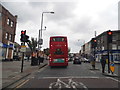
[69,57,74,62]
[83,58,90,63]
[13,56,20,61]
[73,57,81,64]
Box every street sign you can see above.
[20,45,26,52]
[38,39,43,45]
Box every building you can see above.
[81,30,120,63]
[0,4,17,61]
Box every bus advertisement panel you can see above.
[49,36,68,67]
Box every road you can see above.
[10,61,120,89]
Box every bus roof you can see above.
[50,36,67,38]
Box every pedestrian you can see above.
[40,53,44,63]
[100,55,106,73]
[31,51,38,66]
[37,51,41,65]
[89,54,95,69]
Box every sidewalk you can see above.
[90,62,119,77]
[1,59,48,89]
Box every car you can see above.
[69,57,74,62]
[13,56,20,61]
[73,57,81,64]
[83,58,90,63]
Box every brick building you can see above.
[0,4,17,61]
[81,30,120,63]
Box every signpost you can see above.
[20,43,26,73]
[20,45,26,52]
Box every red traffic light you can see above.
[107,30,112,35]
[94,40,97,42]
[21,30,26,35]
[108,31,112,35]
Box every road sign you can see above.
[38,39,43,45]
[20,45,26,52]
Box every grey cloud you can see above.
[46,2,77,22]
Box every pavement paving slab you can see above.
[1,60,48,89]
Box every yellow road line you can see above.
[14,79,29,89]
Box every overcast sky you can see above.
[1,0,119,53]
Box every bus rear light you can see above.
[66,58,68,61]
[65,45,66,46]
[51,45,53,47]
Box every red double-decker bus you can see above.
[49,36,68,67]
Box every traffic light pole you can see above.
[21,42,25,73]
[107,38,110,73]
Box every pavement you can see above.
[89,62,119,78]
[1,59,48,89]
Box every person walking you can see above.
[100,55,106,73]
[31,52,37,66]
[37,51,42,65]
[89,54,95,69]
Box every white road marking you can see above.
[107,77,120,83]
[90,71,96,74]
[49,78,88,89]
[41,76,100,79]
[79,82,88,90]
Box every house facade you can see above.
[0,4,17,61]
[81,30,120,63]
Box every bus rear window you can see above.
[54,48,64,55]
[52,37,65,42]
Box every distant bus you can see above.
[49,36,68,67]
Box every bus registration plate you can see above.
[53,59,64,63]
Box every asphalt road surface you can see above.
[11,62,120,89]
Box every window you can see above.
[112,44,117,50]
[9,34,12,41]
[7,18,10,25]
[5,33,8,39]
[54,48,64,55]
[52,37,65,42]
[11,21,13,27]
[112,35,116,42]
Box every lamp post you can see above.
[38,12,54,50]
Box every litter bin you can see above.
[31,57,38,66]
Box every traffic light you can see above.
[107,30,112,43]
[91,38,97,48]
[20,30,29,42]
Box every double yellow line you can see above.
[13,79,29,89]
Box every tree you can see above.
[68,47,71,53]
[27,38,38,52]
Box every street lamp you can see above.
[38,12,54,50]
